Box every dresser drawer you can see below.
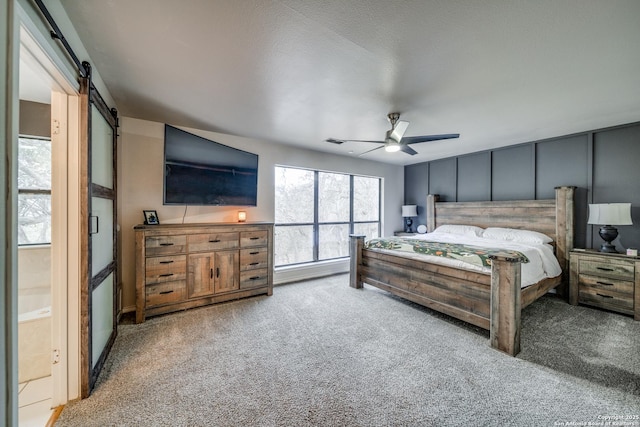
[578,274,634,295]
[579,258,634,281]
[578,286,633,314]
[145,235,187,256]
[146,255,187,284]
[240,269,269,289]
[146,281,186,307]
[241,230,268,248]
[240,248,268,270]
[188,232,239,252]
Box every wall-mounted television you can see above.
[163,125,258,206]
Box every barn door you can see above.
[79,67,118,397]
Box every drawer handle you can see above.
[249,262,260,266]
[159,260,174,264]
[159,290,174,295]
[160,243,174,246]
[596,281,613,286]
[159,273,174,277]
[596,267,614,272]
[209,239,221,243]
[596,293,613,299]
[249,251,260,255]
[249,276,261,280]
[249,237,260,240]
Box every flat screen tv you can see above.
[163,125,258,206]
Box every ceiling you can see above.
[59,0,640,165]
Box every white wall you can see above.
[119,117,405,311]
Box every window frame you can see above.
[274,166,381,267]
[17,135,52,246]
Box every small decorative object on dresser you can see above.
[135,222,273,323]
[569,249,639,320]
[143,210,159,225]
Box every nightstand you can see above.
[569,249,639,320]
[394,231,417,237]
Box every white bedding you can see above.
[374,232,561,288]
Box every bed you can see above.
[349,186,575,356]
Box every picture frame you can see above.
[143,210,159,225]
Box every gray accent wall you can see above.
[404,121,640,251]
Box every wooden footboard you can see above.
[349,186,575,357]
[350,236,525,355]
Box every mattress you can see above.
[366,231,562,288]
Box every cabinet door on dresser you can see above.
[214,250,240,293]
[187,250,239,297]
[187,253,215,299]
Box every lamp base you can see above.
[404,218,413,233]
[598,225,619,253]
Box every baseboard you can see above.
[121,305,136,314]
[274,259,349,285]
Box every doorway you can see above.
[17,23,81,422]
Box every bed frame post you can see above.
[555,186,575,298]
[489,255,522,356]
[426,194,438,232]
[349,235,365,289]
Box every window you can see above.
[274,166,381,267]
[18,136,52,245]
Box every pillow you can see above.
[434,224,484,237]
[482,227,553,245]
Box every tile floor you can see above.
[18,376,54,427]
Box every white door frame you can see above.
[19,22,81,405]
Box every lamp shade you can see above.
[587,203,632,225]
[401,205,418,217]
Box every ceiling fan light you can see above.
[385,144,401,152]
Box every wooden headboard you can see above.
[426,186,575,272]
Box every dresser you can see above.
[135,222,273,323]
[569,250,639,320]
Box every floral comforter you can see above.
[365,237,529,269]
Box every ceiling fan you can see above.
[326,113,459,156]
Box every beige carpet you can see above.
[56,274,640,426]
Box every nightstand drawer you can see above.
[578,274,634,295]
[579,259,634,281]
[578,286,633,314]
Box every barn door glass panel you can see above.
[90,104,113,189]
[91,272,114,368]
[91,196,113,274]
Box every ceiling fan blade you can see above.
[402,134,460,145]
[326,138,385,144]
[358,146,384,156]
[399,145,418,155]
[389,120,409,142]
